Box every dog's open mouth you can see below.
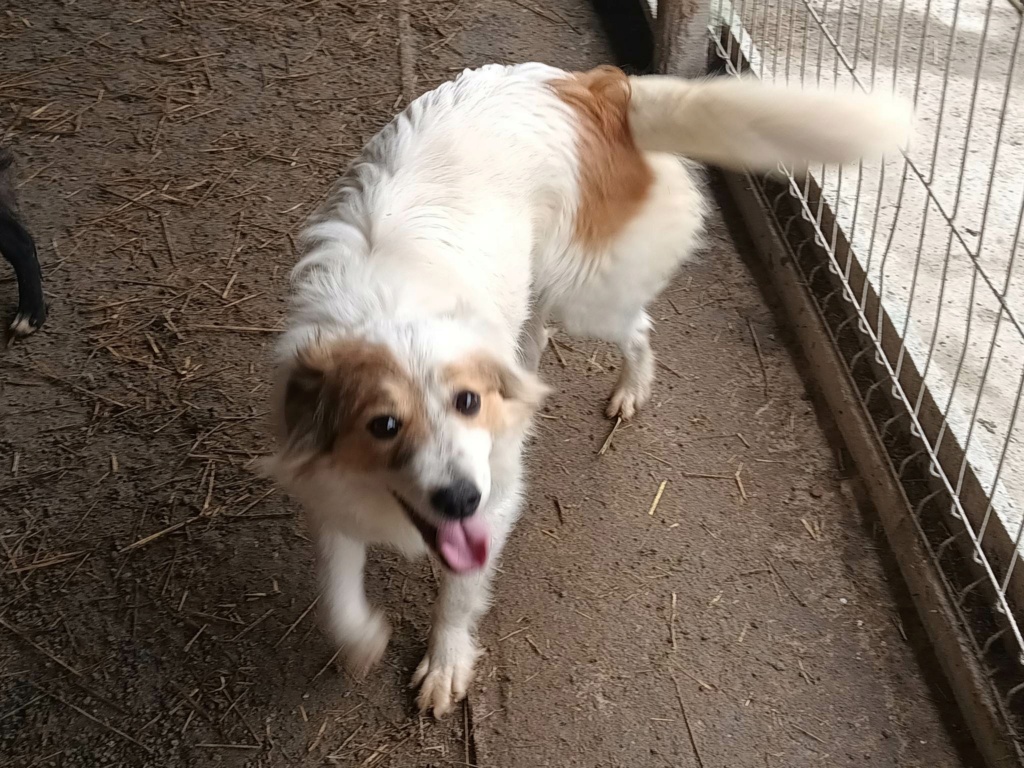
[392,492,489,574]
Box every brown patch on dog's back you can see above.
[550,66,653,251]
[279,338,427,473]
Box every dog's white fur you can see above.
[268,63,910,716]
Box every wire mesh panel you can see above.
[666,0,1024,742]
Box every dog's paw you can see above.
[7,308,45,340]
[606,381,650,420]
[337,611,391,678]
[411,632,479,718]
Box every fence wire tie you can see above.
[863,380,885,409]
[882,413,905,439]
[1009,681,1024,710]
[898,450,922,478]
[957,577,987,606]
[937,532,962,558]
[937,536,962,561]
[982,628,1008,657]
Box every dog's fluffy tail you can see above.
[627,75,912,171]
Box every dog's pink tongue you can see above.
[437,517,489,574]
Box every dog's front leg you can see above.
[412,565,493,717]
[319,530,391,676]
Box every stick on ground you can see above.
[599,417,622,456]
[0,618,82,678]
[672,676,705,768]
[32,683,153,755]
[648,480,667,516]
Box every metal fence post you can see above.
[654,0,709,76]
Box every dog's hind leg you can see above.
[0,213,46,338]
[319,531,391,677]
[0,151,46,338]
[554,153,705,419]
[606,311,655,419]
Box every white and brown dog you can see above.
[265,64,909,716]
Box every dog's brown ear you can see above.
[280,345,341,457]
[275,337,405,465]
[494,360,551,425]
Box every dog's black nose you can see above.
[430,479,481,519]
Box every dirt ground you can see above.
[0,1,981,766]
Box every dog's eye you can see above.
[367,415,402,440]
[454,390,481,416]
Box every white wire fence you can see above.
[673,0,1024,737]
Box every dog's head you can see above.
[267,328,548,572]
